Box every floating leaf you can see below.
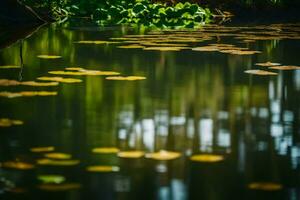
[105,76,146,81]
[0,79,59,87]
[37,159,80,166]
[38,183,81,191]
[145,150,181,161]
[37,55,62,59]
[248,182,283,191]
[92,147,119,154]
[117,151,145,158]
[0,118,24,127]
[0,91,58,98]
[117,45,145,49]
[190,154,224,162]
[1,161,35,170]
[228,50,261,55]
[255,62,281,67]
[244,70,278,75]
[44,153,72,160]
[38,175,66,184]
[192,46,220,52]
[48,70,120,76]
[269,65,300,70]
[0,65,21,69]
[74,40,119,44]
[65,67,85,71]
[37,76,82,83]
[143,47,186,51]
[86,165,120,172]
[30,146,55,153]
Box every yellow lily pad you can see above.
[0,79,59,87]
[74,40,119,44]
[0,118,24,127]
[105,76,146,81]
[48,70,120,76]
[145,150,181,161]
[92,147,119,154]
[192,46,220,52]
[37,76,82,83]
[65,67,85,71]
[38,175,66,184]
[1,161,35,170]
[248,182,283,191]
[244,70,278,75]
[0,65,21,69]
[117,151,145,159]
[44,153,72,160]
[190,154,224,162]
[0,91,57,98]
[143,47,186,51]
[37,159,80,166]
[30,146,55,153]
[38,183,81,191]
[255,62,281,67]
[229,50,261,55]
[269,65,300,70]
[86,165,120,172]
[37,55,62,59]
[117,45,145,49]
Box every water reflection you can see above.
[0,24,300,200]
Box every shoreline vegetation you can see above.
[2,0,300,29]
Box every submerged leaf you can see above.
[244,69,278,75]
[86,165,120,172]
[44,153,72,160]
[248,182,283,191]
[30,146,55,153]
[117,151,145,158]
[92,147,119,154]
[37,55,62,59]
[1,161,35,170]
[0,118,24,127]
[190,154,224,162]
[105,76,146,81]
[37,76,82,83]
[145,150,181,161]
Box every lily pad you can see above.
[117,151,145,158]
[244,69,278,75]
[44,153,72,160]
[92,147,119,154]
[248,182,283,191]
[117,45,145,49]
[30,146,55,153]
[145,150,181,161]
[190,154,224,162]
[0,65,21,69]
[48,70,120,76]
[105,76,146,81]
[38,175,66,184]
[0,118,23,127]
[86,165,120,172]
[1,161,35,170]
[255,62,281,67]
[269,65,300,70]
[38,183,81,191]
[0,79,59,87]
[37,55,62,59]
[143,47,186,51]
[37,76,82,83]
[0,91,58,98]
[37,159,80,166]
[192,46,220,52]
[74,40,119,44]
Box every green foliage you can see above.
[22,0,212,28]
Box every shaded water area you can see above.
[0,22,300,200]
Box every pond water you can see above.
[0,22,300,200]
